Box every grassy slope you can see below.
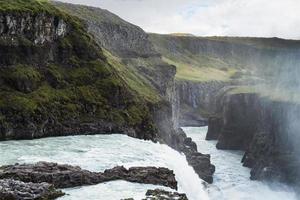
[149,33,243,82]
[149,33,300,83]
[0,0,157,138]
[52,1,161,103]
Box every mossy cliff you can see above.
[52,1,179,140]
[0,0,157,140]
[0,0,215,183]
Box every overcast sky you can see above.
[58,0,300,39]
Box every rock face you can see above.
[143,189,188,200]
[208,92,300,186]
[176,81,228,126]
[0,13,68,66]
[206,117,223,140]
[0,13,67,45]
[216,93,262,150]
[0,162,178,189]
[0,179,64,200]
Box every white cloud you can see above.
[57,0,300,39]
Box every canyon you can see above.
[0,0,299,199]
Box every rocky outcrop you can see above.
[208,91,300,186]
[124,189,188,200]
[206,117,223,140]
[0,12,69,66]
[169,128,215,183]
[0,162,178,189]
[216,93,262,150]
[143,189,188,200]
[0,13,67,45]
[0,179,64,200]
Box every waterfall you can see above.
[0,134,209,200]
[159,145,209,200]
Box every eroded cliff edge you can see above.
[207,90,300,187]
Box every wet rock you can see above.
[170,128,215,183]
[216,93,261,150]
[206,117,223,140]
[103,166,178,190]
[0,179,64,200]
[143,189,188,200]
[0,162,177,189]
[210,91,300,186]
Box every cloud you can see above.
[57,0,300,39]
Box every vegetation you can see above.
[0,0,53,13]
[0,0,157,138]
[104,50,160,102]
[149,33,300,84]
[163,57,237,82]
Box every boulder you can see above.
[143,189,188,200]
[0,179,64,200]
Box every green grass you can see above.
[104,50,161,102]
[149,33,300,84]
[0,0,158,137]
[163,57,237,82]
[0,0,55,13]
[226,85,300,104]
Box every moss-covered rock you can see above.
[0,0,157,141]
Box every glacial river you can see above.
[0,127,297,200]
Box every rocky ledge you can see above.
[0,179,64,200]
[143,189,188,200]
[0,162,177,190]
[170,128,215,183]
[124,189,188,200]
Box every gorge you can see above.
[0,0,300,199]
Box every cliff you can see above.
[207,90,300,186]
[51,1,215,183]
[0,0,215,184]
[149,33,300,126]
[0,0,158,141]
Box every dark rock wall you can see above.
[208,92,300,185]
[176,80,229,126]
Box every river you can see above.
[0,134,207,200]
[0,128,297,200]
[184,126,298,200]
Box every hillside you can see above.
[0,0,159,140]
[149,34,300,84]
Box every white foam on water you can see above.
[183,126,298,200]
[0,134,208,200]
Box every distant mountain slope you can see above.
[149,34,300,84]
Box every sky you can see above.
[58,0,300,39]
